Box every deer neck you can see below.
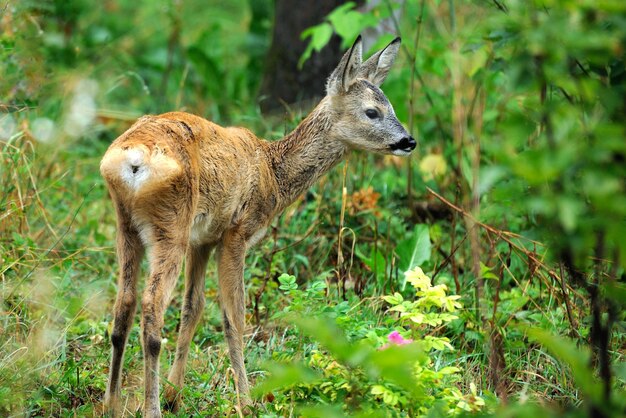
[269,97,347,209]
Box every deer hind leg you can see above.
[164,243,212,412]
[105,200,144,416]
[140,233,188,418]
[217,230,251,407]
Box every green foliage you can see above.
[301,0,625,416]
[527,328,602,404]
[256,268,486,417]
[396,225,432,287]
[384,267,461,328]
[300,2,382,67]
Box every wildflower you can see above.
[388,330,413,345]
[380,330,414,350]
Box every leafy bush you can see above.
[255,267,486,417]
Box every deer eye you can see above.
[365,109,380,119]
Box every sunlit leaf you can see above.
[397,225,431,288]
[299,22,333,67]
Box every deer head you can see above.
[326,35,416,156]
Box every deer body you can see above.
[101,36,414,417]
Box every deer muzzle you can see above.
[390,136,416,153]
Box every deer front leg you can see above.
[105,203,144,417]
[141,240,187,418]
[217,230,251,407]
[164,243,212,412]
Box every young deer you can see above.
[100,35,415,417]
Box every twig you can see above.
[337,161,349,299]
[558,262,580,338]
[431,230,469,281]
[385,0,449,142]
[159,0,182,109]
[491,0,508,13]
[426,187,572,293]
[406,0,426,206]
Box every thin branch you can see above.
[491,0,508,14]
[431,230,469,281]
[406,0,426,207]
[385,0,449,141]
[426,187,572,293]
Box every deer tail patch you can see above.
[100,145,181,193]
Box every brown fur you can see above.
[100,36,413,417]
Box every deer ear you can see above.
[326,35,363,95]
[358,37,401,86]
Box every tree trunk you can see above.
[258,0,362,114]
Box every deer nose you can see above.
[405,136,417,150]
[393,136,416,151]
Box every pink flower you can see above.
[380,331,414,349]
[388,331,413,345]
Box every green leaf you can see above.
[382,292,403,305]
[186,46,222,92]
[397,224,431,288]
[252,362,322,397]
[370,385,385,395]
[614,361,626,384]
[297,405,346,418]
[557,197,582,233]
[604,281,626,309]
[461,154,474,190]
[477,165,507,197]
[299,23,333,67]
[357,246,387,282]
[328,8,362,47]
[480,262,499,280]
[298,404,386,418]
[278,273,297,291]
[326,1,357,20]
[437,366,460,375]
[307,280,327,293]
[466,44,489,77]
[277,273,295,284]
[294,253,310,268]
[289,316,368,366]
